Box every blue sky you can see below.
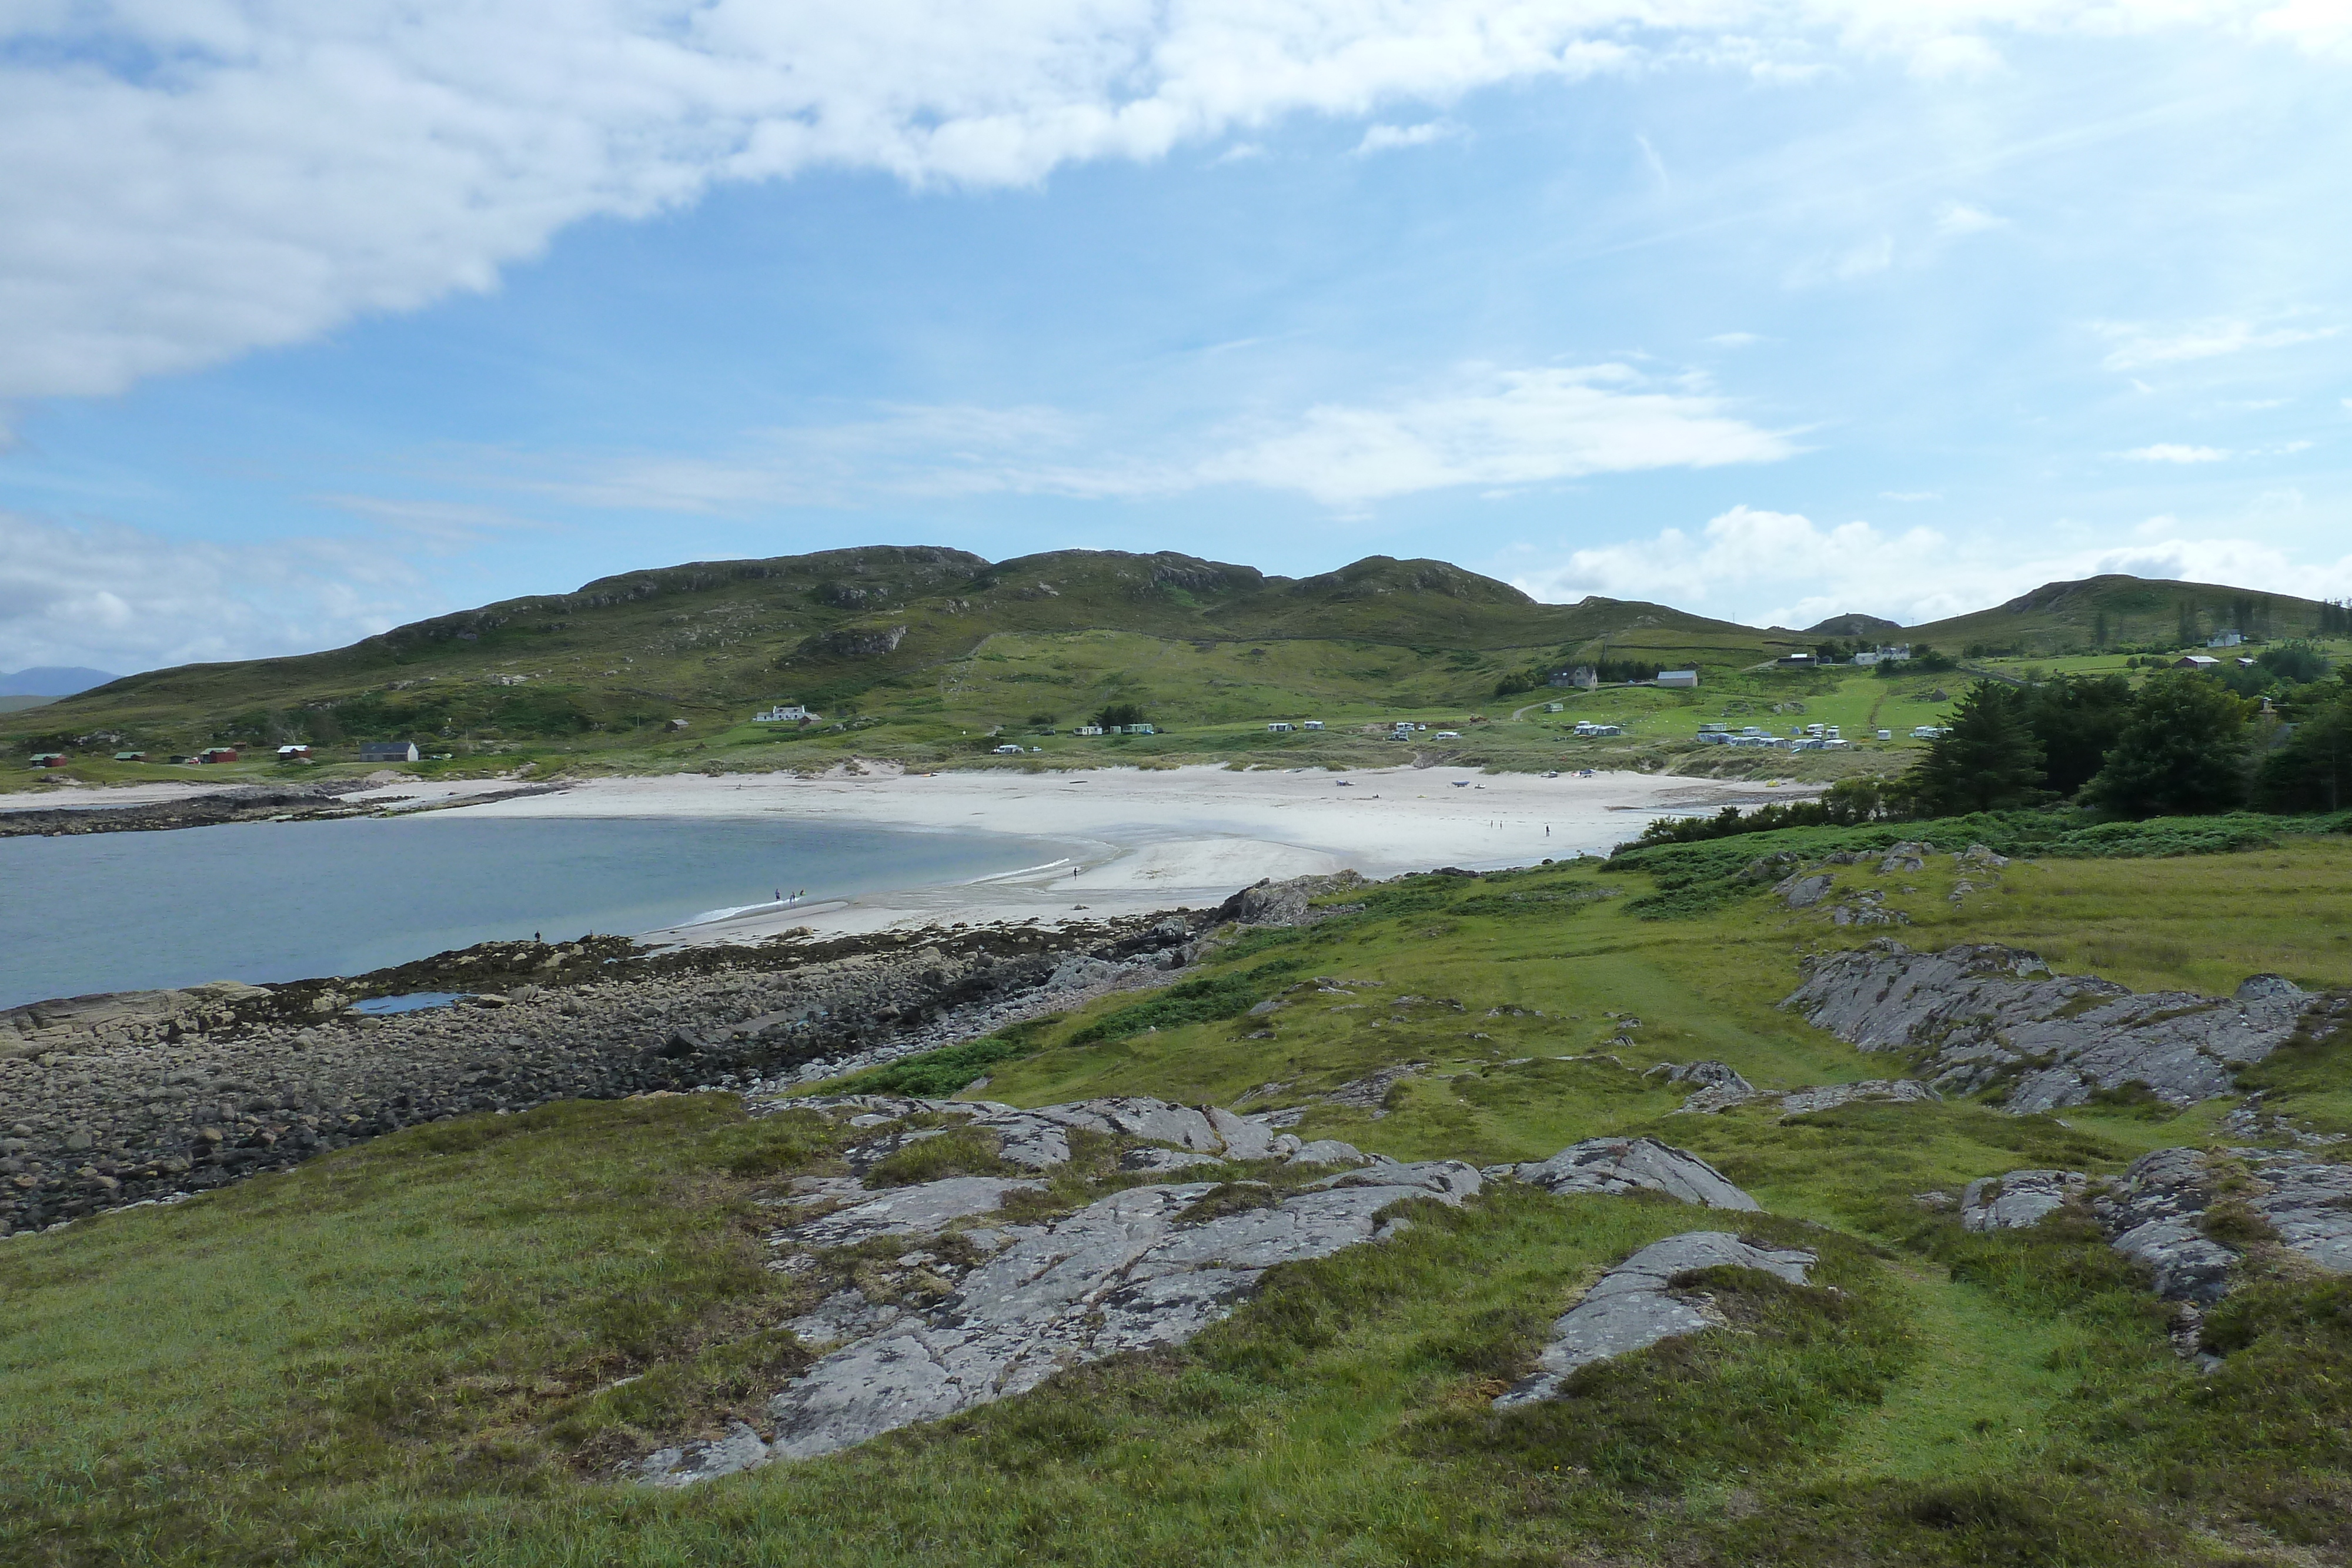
[2,2,2349,674]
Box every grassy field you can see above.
[8,821,2352,1564]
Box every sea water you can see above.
[0,814,1073,1009]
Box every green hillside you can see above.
[1907,573,2340,657]
[7,548,2343,788]
[0,546,1810,783]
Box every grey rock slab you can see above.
[1504,1137,1760,1211]
[1287,1138,1371,1166]
[791,1093,1287,1170]
[783,1176,1044,1247]
[639,1421,771,1489]
[2098,1146,2352,1304]
[1649,1059,1752,1091]
[1775,872,1835,910]
[1495,1231,1815,1407]
[1783,941,2318,1112]
[1780,1079,1940,1117]
[786,1288,907,1348]
[1121,1146,1225,1174]
[2097,1148,2247,1304]
[670,1159,1482,1477]
[1959,1169,2090,1232]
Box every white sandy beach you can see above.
[374,763,1811,943]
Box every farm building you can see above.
[29,752,65,767]
[112,751,145,762]
[276,744,311,759]
[359,741,421,763]
[2208,631,2245,648]
[1655,670,1699,688]
[196,747,239,764]
[2174,654,2222,671]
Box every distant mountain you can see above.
[5,548,2341,756]
[0,666,118,697]
[1906,574,2330,654]
[1804,614,1905,639]
[0,546,1794,750]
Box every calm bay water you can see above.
[0,815,1070,1009]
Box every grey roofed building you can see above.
[359,741,421,763]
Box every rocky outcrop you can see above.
[1960,1169,2090,1232]
[634,1114,1763,1482]
[640,1094,1482,1485]
[774,1093,1299,1169]
[1495,1232,1816,1407]
[2097,1148,2352,1304]
[1960,1149,2352,1309]
[1778,1079,1940,1116]
[1212,872,1369,929]
[1493,1138,1759,1211]
[1774,872,1835,910]
[1782,941,2334,1112]
[1659,1067,1936,1119]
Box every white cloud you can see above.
[1933,200,2004,235]
[502,366,1793,514]
[4,2,2348,400]
[1706,332,1767,347]
[1354,121,1458,155]
[2123,443,2230,462]
[1905,33,2007,78]
[1195,366,1798,506]
[2097,317,2344,372]
[0,510,434,674]
[1509,503,2352,627]
[1879,490,1941,501]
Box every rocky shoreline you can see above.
[0,778,579,837]
[1,904,1225,1237]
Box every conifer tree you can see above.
[1912,680,2047,815]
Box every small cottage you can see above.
[359,741,421,763]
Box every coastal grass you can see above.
[14,837,2352,1562]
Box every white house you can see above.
[2209,630,2246,648]
[1655,670,1699,688]
[1572,720,1622,737]
[754,704,814,723]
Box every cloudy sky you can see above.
[4,1,2350,674]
